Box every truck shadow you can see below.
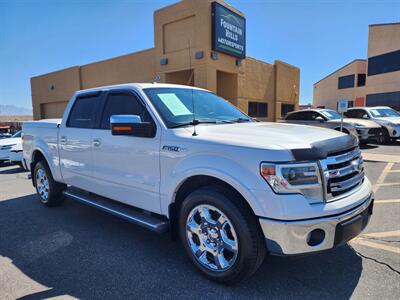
[0,194,362,299]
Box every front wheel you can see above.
[179,186,266,284]
[34,161,65,206]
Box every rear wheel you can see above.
[179,186,266,284]
[34,161,66,206]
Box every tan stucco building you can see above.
[31,0,299,121]
[313,23,400,111]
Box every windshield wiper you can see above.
[221,117,251,123]
[170,119,217,128]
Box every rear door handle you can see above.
[93,138,101,147]
[60,136,67,144]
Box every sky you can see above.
[0,0,399,109]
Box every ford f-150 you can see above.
[23,83,373,283]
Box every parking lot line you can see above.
[375,182,400,187]
[362,230,400,238]
[375,199,400,204]
[373,162,394,193]
[352,238,400,254]
[388,170,400,173]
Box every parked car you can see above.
[283,109,383,144]
[344,106,400,143]
[0,130,22,166]
[23,83,373,283]
[0,133,12,139]
[9,142,24,168]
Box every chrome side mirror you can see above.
[110,115,156,138]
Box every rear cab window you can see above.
[67,94,101,128]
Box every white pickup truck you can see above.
[23,83,373,283]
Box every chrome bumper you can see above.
[259,193,373,255]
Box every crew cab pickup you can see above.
[23,83,373,283]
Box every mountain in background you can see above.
[0,104,32,116]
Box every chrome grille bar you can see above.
[330,171,365,192]
[320,146,364,202]
[325,148,361,165]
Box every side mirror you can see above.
[110,115,156,138]
[362,114,369,119]
[315,116,324,122]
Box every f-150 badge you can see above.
[162,145,186,152]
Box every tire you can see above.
[33,160,66,206]
[380,127,390,144]
[179,185,266,284]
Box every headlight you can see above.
[260,162,323,202]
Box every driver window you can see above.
[100,92,152,129]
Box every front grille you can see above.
[320,146,364,201]
[368,128,382,135]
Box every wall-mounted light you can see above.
[50,85,55,90]
[160,58,168,65]
[236,59,242,66]
[195,51,204,59]
[210,51,218,60]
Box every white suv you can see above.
[345,106,400,143]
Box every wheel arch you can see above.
[168,175,260,240]
[334,127,350,134]
[30,149,53,186]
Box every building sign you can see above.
[212,2,246,59]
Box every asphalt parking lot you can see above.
[0,147,399,299]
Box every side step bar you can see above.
[63,188,169,234]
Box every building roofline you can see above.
[369,22,400,27]
[313,59,366,86]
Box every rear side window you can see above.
[68,96,99,128]
[285,112,300,120]
[286,111,317,120]
[100,92,152,129]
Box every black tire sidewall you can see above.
[179,187,263,283]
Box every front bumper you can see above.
[356,127,383,141]
[259,193,373,255]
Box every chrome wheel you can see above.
[36,168,49,202]
[186,204,239,272]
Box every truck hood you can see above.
[183,122,357,159]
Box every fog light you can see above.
[307,229,325,246]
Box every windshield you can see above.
[12,131,21,138]
[143,88,251,128]
[369,108,400,118]
[320,109,342,120]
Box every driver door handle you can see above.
[93,138,102,147]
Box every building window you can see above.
[368,49,400,76]
[338,74,355,89]
[357,74,366,86]
[366,91,400,111]
[248,102,268,118]
[281,103,295,117]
